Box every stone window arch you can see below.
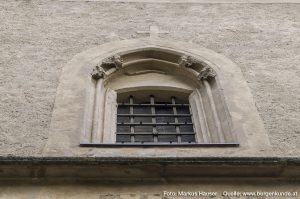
[81,49,237,146]
[44,38,271,156]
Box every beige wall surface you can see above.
[0,0,299,156]
[0,180,299,199]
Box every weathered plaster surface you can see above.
[0,1,299,156]
[0,180,299,199]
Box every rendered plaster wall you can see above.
[0,180,299,199]
[0,0,299,156]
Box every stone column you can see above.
[102,89,117,144]
[81,55,123,144]
[190,90,209,143]
[80,65,107,144]
[198,66,225,143]
[90,65,107,144]
[81,77,96,144]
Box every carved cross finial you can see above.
[91,65,106,80]
[136,25,169,38]
[101,55,123,69]
[178,55,195,68]
[198,66,217,81]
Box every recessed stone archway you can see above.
[44,38,271,157]
[82,47,237,145]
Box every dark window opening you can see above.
[116,95,196,144]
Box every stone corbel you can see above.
[91,65,106,80]
[197,66,217,81]
[101,55,123,70]
[178,55,198,68]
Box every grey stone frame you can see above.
[43,38,271,157]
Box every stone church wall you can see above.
[0,0,299,156]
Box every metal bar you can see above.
[117,123,193,126]
[118,104,190,107]
[116,132,196,135]
[150,95,158,143]
[117,114,192,117]
[80,143,240,147]
[129,96,135,143]
[172,96,182,143]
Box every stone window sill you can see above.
[79,143,239,147]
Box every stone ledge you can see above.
[0,156,300,166]
[0,156,299,165]
[0,157,299,181]
[59,0,300,3]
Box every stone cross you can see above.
[137,25,169,38]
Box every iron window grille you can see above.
[116,95,196,144]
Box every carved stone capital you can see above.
[198,66,217,81]
[178,55,198,68]
[101,55,123,69]
[91,65,106,80]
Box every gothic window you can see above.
[79,48,239,147]
[45,39,271,155]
